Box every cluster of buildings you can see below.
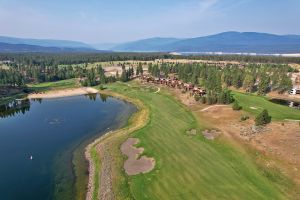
[140,75,206,96]
[289,88,300,95]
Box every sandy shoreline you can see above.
[85,89,149,200]
[28,87,99,99]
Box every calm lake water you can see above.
[0,94,136,200]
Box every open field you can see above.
[58,58,300,72]
[232,92,300,120]
[88,81,296,199]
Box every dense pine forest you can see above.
[146,61,295,105]
[149,62,295,94]
[0,52,298,92]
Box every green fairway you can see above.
[232,92,300,120]
[28,79,79,92]
[99,81,295,200]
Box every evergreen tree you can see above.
[232,100,242,110]
[277,73,293,94]
[255,109,271,126]
[257,74,270,95]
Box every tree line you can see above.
[148,62,294,95]
[0,52,296,90]
[146,62,294,106]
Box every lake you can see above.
[0,94,137,200]
[269,98,300,109]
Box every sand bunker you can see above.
[202,129,221,140]
[121,138,155,176]
[28,87,98,99]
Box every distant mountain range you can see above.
[0,36,99,52]
[112,38,181,52]
[0,42,100,53]
[1,32,300,53]
[111,32,300,54]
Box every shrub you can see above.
[200,96,206,104]
[241,115,249,121]
[194,95,200,101]
[99,85,105,90]
[218,89,233,104]
[255,109,271,126]
[232,100,242,110]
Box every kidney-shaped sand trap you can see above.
[121,138,155,176]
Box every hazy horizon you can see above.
[1,0,300,43]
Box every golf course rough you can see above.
[91,81,296,200]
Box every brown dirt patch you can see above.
[121,138,155,176]
[28,87,98,99]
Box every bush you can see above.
[200,96,206,104]
[255,109,271,126]
[99,85,105,90]
[194,95,200,101]
[241,115,249,121]
[232,100,242,110]
[218,89,233,104]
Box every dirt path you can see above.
[28,87,98,99]
[200,105,229,112]
[97,143,114,200]
[121,138,155,176]
[85,136,115,200]
[154,87,160,94]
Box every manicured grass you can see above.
[232,92,300,120]
[90,147,100,200]
[102,81,294,200]
[28,79,79,92]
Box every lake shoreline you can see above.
[27,87,98,99]
[0,91,137,199]
[84,85,149,200]
[26,86,141,199]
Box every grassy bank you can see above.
[0,79,79,105]
[28,79,79,92]
[87,84,149,200]
[232,92,300,120]
[90,81,296,200]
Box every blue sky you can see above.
[0,0,299,43]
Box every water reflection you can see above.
[0,94,137,200]
[100,93,108,102]
[85,93,98,101]
[84,93,108,102]
[0,99,30,118]
[0,94,111,118]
